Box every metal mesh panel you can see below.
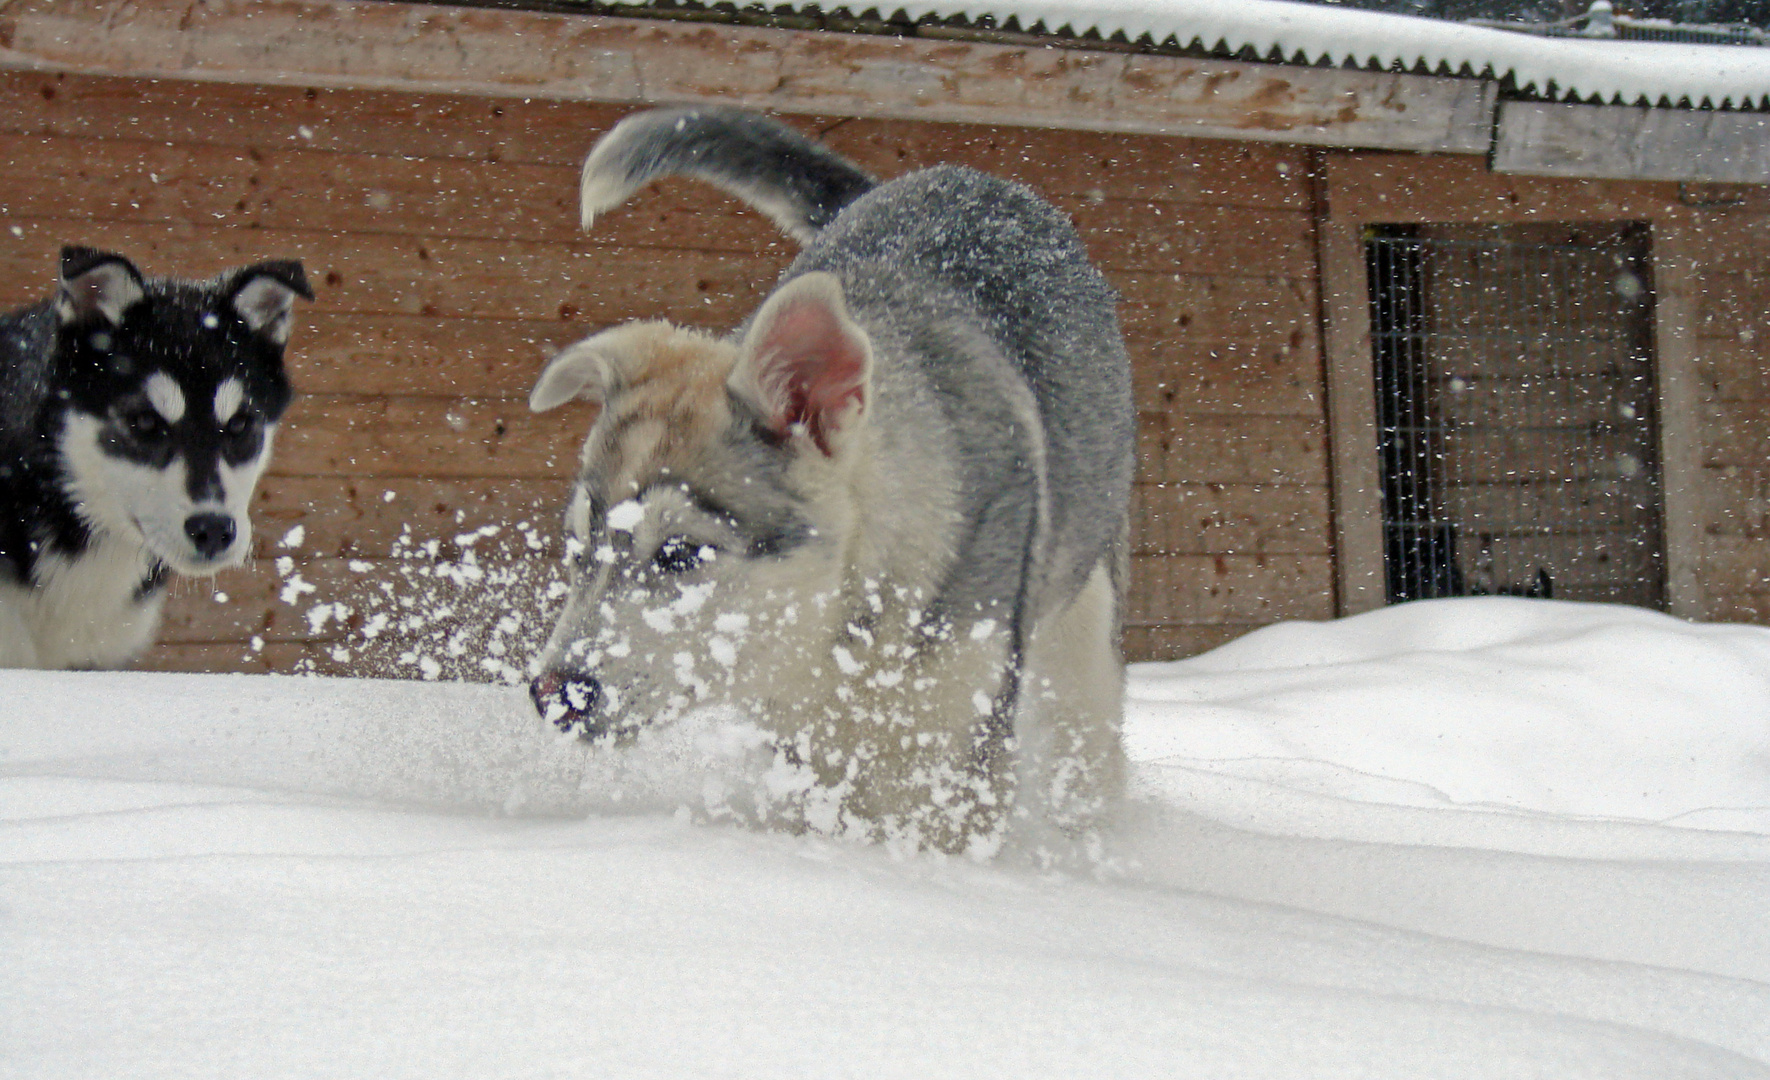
[1365,223,1666,609]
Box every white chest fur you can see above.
[0,533,166,670]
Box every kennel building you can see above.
[0,0,1766,675]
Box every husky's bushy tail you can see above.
[579,107,876,243]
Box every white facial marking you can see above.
[143,373,186,424]
[56,413,276,575]
[213,378,245,424]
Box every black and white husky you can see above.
[528,109,1135,854]
[0,247,310,669]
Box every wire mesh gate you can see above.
[1364,223,1667,609]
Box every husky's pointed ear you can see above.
[730,272,871,457]
[57,247,146,327]
[531,330,627,412]
[226,261,313,345]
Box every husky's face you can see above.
[528,273,871,737]
[48,248,310,575]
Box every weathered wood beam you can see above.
[1493,100,1770,184]
[0,0,1495,154]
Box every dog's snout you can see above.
[530,670,603,733]
[184,512,236,559]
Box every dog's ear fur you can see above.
[729,272,871,457]
[226,261,313,346]
[57,247,146,327]
[530,328,632,412]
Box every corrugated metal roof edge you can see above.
[528,0,1770,110]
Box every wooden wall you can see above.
[0,69,1334,677]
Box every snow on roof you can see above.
[613,0,1770,109]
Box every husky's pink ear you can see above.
[730,272,871,457]
[57,247,145,327]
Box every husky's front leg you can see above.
[0,591,42,669]
[1013,560,1127,850]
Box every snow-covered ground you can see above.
[3,597,1767,1078]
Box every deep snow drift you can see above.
[3,597,1768,1078]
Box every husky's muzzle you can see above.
[530,670,605,735]
[183,512,237,562]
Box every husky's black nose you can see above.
[184,513,236,559]
[530,671,603,733]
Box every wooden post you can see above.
[1651,222,1706,619]
[1316,177,1387,616]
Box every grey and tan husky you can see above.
[528,108,1135,854]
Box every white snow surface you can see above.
[3,596,1768,1077]
[617,0,1770,109]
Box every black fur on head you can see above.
[49,247,310,442]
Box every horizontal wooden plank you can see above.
[1066,200,1314,277]
[1697,472,1769,540]
[1696,273,1770,340]
[1429,531,1662,591]
[1136,414,1330,486]
[276,311,1323,409]
[1326,151,1688,226]
[154,551,1334,671]
[0,70,619,169]
[285,314,580,397]
[1132,483,1331,556]
[2,217,1313,343]
[274,396,1332,485]
[1438,479,1660,530]
[156,553,566,648]
[1698,594,1770,624]
[0,130,1318,280]
[1418,344,1656,386]
[825,120,1314,211]
[0,0,1496,154]
[0,131,803,256]
[1494,101,1770,185]
[135,640,334,676]
[157,539,1338,657]
[1697,335,1770,402]
[269,394,592,480]
[1417,374,1657,429]
[249,475,570,559]
[1131,332,1323,417]
[1122,623,1255,663]
[0,219,793,325]
[1118,273,1317,348]
[1704,402,1770,469]
[1699,535,1770,595]
[1426,429,1660,485]
[0,70,1317,212]
[1670,219,1770,276]
[1126,554,1335,624]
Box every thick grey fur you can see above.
[585,107,1135,724]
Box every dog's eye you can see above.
[653,535,714,575]
[124,409,168,440]
[222,413,255,437]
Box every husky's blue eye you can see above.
[653,535,712,574]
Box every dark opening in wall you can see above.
[1365,222,1666,608]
